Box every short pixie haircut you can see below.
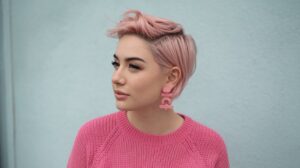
[108,10,197,99]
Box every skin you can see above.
[112,34,184,135]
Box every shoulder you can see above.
[68,112,120,167]
[188,119,227,155]
[186,118,230,167]
[75,111,119,143]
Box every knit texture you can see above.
[67,111,229,168]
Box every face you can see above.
[111,34,168,111]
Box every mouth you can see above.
[114,90,129,100]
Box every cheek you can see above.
[131,74,164,98]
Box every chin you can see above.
[115,101,130,111]
[115,102,140,111]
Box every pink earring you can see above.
[159,87,173,110]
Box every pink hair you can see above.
[107,10,197,98]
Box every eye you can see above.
[129,64,142,71]
[111,61,119,69]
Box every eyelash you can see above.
[111,61,142,70]
[111,61,119,68]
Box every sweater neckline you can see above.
[117,110,194,145]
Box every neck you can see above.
[126,107,184,135]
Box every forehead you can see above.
[115,34,154,61]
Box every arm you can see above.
[67,128,88,168]
[214,143,230,168]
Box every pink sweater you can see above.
[67,111,229,168]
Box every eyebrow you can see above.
[113,54,146,63]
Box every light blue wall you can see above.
[1,0,16,168]
[1,0,300,168]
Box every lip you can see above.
[114,90,129,95]
[114,90,129,100]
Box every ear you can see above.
[165,66,181,90]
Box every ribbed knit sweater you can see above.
[67,111,229,168]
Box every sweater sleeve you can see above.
[67,126,88,168]
[214,140,230,168]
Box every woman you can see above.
[67,10,229,168]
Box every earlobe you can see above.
[159,68,180,110]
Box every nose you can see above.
[112,68,126,85]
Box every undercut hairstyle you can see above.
[108,10,197,98]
